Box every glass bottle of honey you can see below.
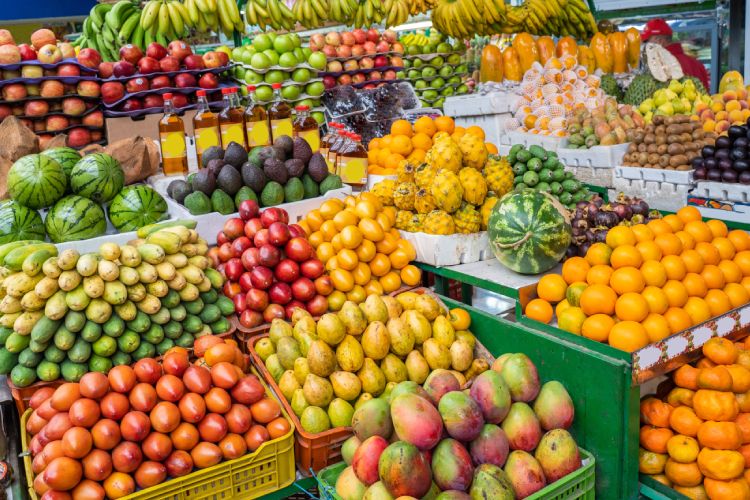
[338,132,368,186]
[268,83,293,141]
[330,128,349,173]
[158,92,188,175]
[192,89,220,167]
[293,105,320,152]
[244,85,271,148]
[320,122,338,173]
[219,87,247,150]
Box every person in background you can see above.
[641,18,710,90]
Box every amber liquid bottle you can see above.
[330,129,349,174]
[320,122,339,172]
[219,87,247,150]
[158,93,188,175]
[244,85,271,148]
[338,132,368,186]
[268,82,293,141]
[192,89,220,167]
[293,105,320,152]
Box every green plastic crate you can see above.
[316,448,596,500]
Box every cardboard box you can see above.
[106,110,199,144]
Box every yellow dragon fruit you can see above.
[396,160,415,183]
[430,170,463,214]
[414,188,437,214]
[393,182,418,211]
[371,178,397,207]
[414,163,438,189]
[458,167,488,206]
[423,210,456,235]
[425,138,462,173]
[395,210,415,230]
[453,203,482,234]
[483,155,513,197]
[458,133,489,169]
[480,196,498,230]
[407,213,426,232]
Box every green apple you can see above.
[279,52,299,68]
[403,59,411,69]
[292,68,311,83]
[255,85,273,101]
[231,47,243,60]
[441,86,454,96]
[423,90,438,100]
[396,71,405,79]
[267,33,277,44]
[423,44,435,54]
[290,33,301,48]
[407,69,420,79]
[232,66,244,79]
[447,54,461,65]
[438,66,452,78]
[420,99,430,107]
[406,45,420,55]
[457,84,468,94]
[244,70,263,84]
[263,49,279,66]
[293,48,305,62]
[312,111,325,124]
[412,59,423,69]
[434,97,445,108]
[455,64,467,73]
[302,47,312,59]
[281,85,301,100]
[448,76,461,85]
[244,45,256,55]
[250,52,271,70]
[297,98,315,108]
[430,56,444,67]
[264,70,285,84]
[432,77,445,88]
[308,52,327,70]
[306,81,324,96]
[273,34,294,54]
[421,67,436,78]
[414,80,427,90]
[253,34,272,52]
[239,86,248,96]
[241,51,254,65]
[437,42,451,53]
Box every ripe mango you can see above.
[535,429,582,483]
[423,369,460,404]
[470,369,511,424]
[353,435,389,485]
[438,391,485,442]
[351,398,393,441]
[504,451,547,497]
[378,442,433,498]
[431,438,474,492]
[502,402,542,452]
[498,353,540,402]
[469,464,514,499]
[470,424,510,468]
[391,392,443,450]
[335,466,367,500]
[533,381,575,431]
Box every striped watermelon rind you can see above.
[108,185,168,232]
[39,147,82,181]
[0,200,45,244]
[8,154,67,210]
[70,153,125,204]
[45,195,107,243]
[488,190,572,275]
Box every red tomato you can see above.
[134,461,167,489]
[266,417,291,439]
[198,413,228,443]
[225,404,253,434]
[170,422,200,451]
[108,366,137,394]
[244,425,270,452]
[156,374,185,402]
[29,387,55,410]
[82,449,112,482]
[91,419,121,450]
[191,442,223,469]
[164,450,193,478]
[71,479,105,500]
[43,456,82,491]
[100,393,129,420]
[204,387,232,414]
[79,372,110,399]
[111,441,143,473]
[150,401,181,433]
[142,432,173,462]
[61,427,92,459]
[219,433,247,460]
[103,472,135,499]
[120,411,151,442]
[210,361,240,389]
[178,393,207,424]
[182,365,212,394]
[250,398,281,424]
[128,383,158,412]
[50,384,80,412]
[68,399,100,428]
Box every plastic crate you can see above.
[21,367,295,500]
[443,93,515,147]
[317,449,595,500]
[397,230,493,267]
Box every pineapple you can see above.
[430,170,463,214]
[458,167,488,206]
[407,213,426,232]
[395,210,415,230]
[458,133,489,169]
[396,160,415,183]
[393,182,417,211]
[425,138,462,173]
[480,196,498,230]
[371,179,397,207]
[453,203,482,234]
[414,189,436,214]
[423,210,456,235]
[484,155,514,198]
[414,163,438,189]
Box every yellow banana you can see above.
[157,3,171,34]
[217,0,234,31]
[185,0,200,23]
[167,1,185,34]
[174,2,193,26]
[141,1,160,30]
[310,0,327,20]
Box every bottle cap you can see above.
[247,85,256,92]
[295,105,310,111]
[163,93,173,99]
[272,83,282,89]
[196,90,206,97]
[221,88,231,95]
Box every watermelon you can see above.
[488,190,572,274]
[70,153,124,204]
[7,154,67,209]
[0,200,45,243]
[109,185,168,232]
[45,195,107,243]
[39,147,82,181]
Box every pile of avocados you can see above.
[167,136,343,215]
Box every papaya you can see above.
[556,36,578,58]
[502,47,522,82]
[512,33,540,73]
[719,71,745,93]
[577,46,596,73]
[536,36,555,65]
[480,45,504,83]
[590,33,613,73]
[625,27,641,69]
[608,32,628,73]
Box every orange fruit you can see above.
[330,268,354,292]
[525,298,553,324]
[414,116,437,137]
[655,233,683,256]
[316,242,335,262]
[585,242,612,266]
[369,253,392,277]
[537,274,568,303]
[606,226,637,248]
[663,280,689,308]
[390,119,413,137]
[684,297,712,325]
[557,306,586,334]
[308,231,324,248]
[609,321,650,352]
[434,116,455,134]
[684,221,713,243]
[648,219,674,236]
[369,138,381,150]
[580,284,617,315]
[725,283,750,308]
[565,282,588,307]
[384,153,405,169]
[704,289,732,316]
[719,259,743,284]
[408,149,427,163]
[376,148,392,166]
[555,299,571,317]
[683,273,708,298]
[736,251,750,276]
[389,248,411,270]
[359,218,385,242]
[465,125,485,140]
[701,265,726,289]
[642,313,672,342]
[452,126,465,138]
[707,219,728,238]
[352,262,372,286]
[663,214,685,232]
[677,206,702,224]
[662,255,687,281]
[333,210,358,231]
[610,266,646,294]
[675,230,696,251]
[743,277,750,296]
[632,224,655,242]
[356,239,376,263]
[611,245,643,269]
[390,135,413,156]
[337,249,359,270]
[642,286,670,314]
[695,241,721,265]
[664,307,693,334]
[712,237,736,260]
[728,230,750,252]
[586,264,614,285]
[485,143,499,154]
[411,132,432,151]
[641,261,668,287]
[615,292,649,322]
[581,314,615,342]
[681,249,705,274]
[340,225,364,250]
[363,280,384,296]
[375,232,399,254]
[379,271,402,293]
[637,241,663,262]
[400,265,421,286]
[561,257,590,285]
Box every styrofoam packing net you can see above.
[549,116,567,130]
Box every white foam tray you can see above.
[612,177,692,212]
[557,143,629,168]
[500,131,569,151]
[444,92,515,116]
[398,230,493,267]
[615,165,694,185]
[691,181,750,204]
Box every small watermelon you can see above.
[70,153,125,204]
[7,154,67,209]
[488,190,572,274]
[39,147,82,181]
[0,201,45,243]
[108,185,168,232]
[45,195,107,243]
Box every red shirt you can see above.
[666,43,710,90]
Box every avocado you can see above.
[247,146,264,168]
[201,145,224,168]
[274,135,294,157]
[241,162,267,192]
[211,189,235,215]
[216,165,242,195]
[167,180,192,204]
[184,191,212,215]
[292,137,313,164]
[191,169,216,195]
[206,158,225,178]
[284,177,304,202]
[301,174,319,199]
[273,145,288,162]
[264,158,288,184]
[235,185,258,207]
[260,181,285,206]
[320,174,343,195]
[307,153,329,182]
[257,146,281,165]
[224,141,247,168]
[285,158,305,178]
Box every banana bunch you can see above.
[519,0,596,38]
[244,0,295,30]
[432,0,484,39]
[140,0,197,44]
[383,0,410,28]
[329,0,359,24]
[78,1,144,61]
[400,33,430,46]
[352,0,385,29]
[408,0,436,16]
[291,0,330,29]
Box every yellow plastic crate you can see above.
[22,369,295,500]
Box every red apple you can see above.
[374,55,388,68]
[389,56,403,67]
[31,29,56,50]
[119,44,143,65]
[223,280,241,298]
[126,77,150,93]
[382,30,397,43]
[274,259,299,283]
[24,100,49,117]
[326,60,343,72]
[150,75,172,89]
[309,34,325,51]
[238,272,253,293]
[38,135,54,149]
[291,277,316,302]
[223,217,245,239]
[241,247,260,271]
[143,94,164,108]
[138,56,160,74]
[82,110,104,127]
[307,295,329,316]
[172,94,188,107]
[351,45,365,57]
[167,41,192,61]
[159,56,180,72]
[369,71,382,81]
[58,42,75,59]
[376,40,390,53]
[239,309,263,329]
[232,236,252,256]
[263,304,285,323]
[113,60,136,78]
[40,80,63,98]
[250,266,274,290]
[288,224,306,238]
[198,73,218,89]
[56,64,81,77]
[101,82,125,104]
[0,29,14,46]
[239,200,260,220]
[202,51,221,69]
[337,74,352,86]
[366,29,380,43]
[323,76,336,89]
[300,259,325,279]
[62,97,86,116]
[325,32,341,47]
[247,289,269,312]
[174,73,197,88]
[363,41,376,55]
[285,301,307,320]
[254,228,270,248]
[285,238,313,262]
[98,62,114,78]
[352,29,367,45]
[183,54,205,70]
[147,42,168,60]
[260,207,288,227]
[391,42,404,54]
[76,80,101,97]
[45,115,69,131]
[0,105,11,120]
[352,73,366,84]
[215,51,229,66]
[37,44,62,64]
[322,45,337,58]
[341,32,355,46]
[18,44,36,61]
[258,244,280,268]
[268,282,292,305]
[121,98,143,111]
[336,45,352,58]
[314,275,334,295]
[67,127,92,147]
[359,57,374,69]
[383,70,397,80]
[243,218,263,239]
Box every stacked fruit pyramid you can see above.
[639,337,750,498]
[0,222,235,387]
[369,117,513,235]
[254,291,487,433]
[331,337,582,498]
[525,206,750,352]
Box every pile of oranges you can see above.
[366,116,499,175]
[525,206,750,352]
[299,192,422,310]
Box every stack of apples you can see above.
[99,40,230,114]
